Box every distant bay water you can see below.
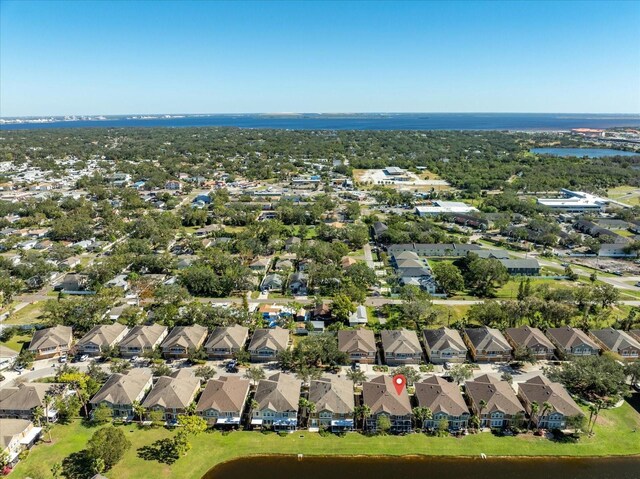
[530,147,640,158]
[1,113,640,131]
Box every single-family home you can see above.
[90,370,153,420]
[104,274,129,291]
[261,273,283,292]
[284,237,301,251]
[0,383,65,421]
[362,375,412,433]
[77,324,129,356]
[204,325,249,359]
[504,326,555,360]
[590,328,640,361]
[463,327,512,362]
[414,376,470,431]
[465,374,524,429]
[516,375,583,429]
[119,324,168,358]
[142,371,201,423]
[308,377,355,432]
[196,376,250,428]
[251,373,301,431]
[250,257,272,274]
[348,304,368,327]
[423,327,468,364]
[630,330,640,342]
[0,345,18,370]
[380,329,423,365]
[338,329,376,364]
[288,272,308,295]
[248,328,290,362]
[546,327,601,359]
[161,325,208,358]
[28,325,73,359]
[0,419,41,468]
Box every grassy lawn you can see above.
[0,331,32,352]
[4,301,45,326]
[11,400,640,479]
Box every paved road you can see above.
[363,243,375,269]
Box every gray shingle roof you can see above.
[254,373,301,412]
[309,377,354,415]
[415,376,469,416]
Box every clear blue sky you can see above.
[1,0,639,116]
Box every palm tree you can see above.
[33,406,44,427]
[132,400,145,424]
[354,404,371,430]
[346,369,367,385]
[412,406,433,430]
[539,401,553,429]
[478,400,487,429]
[244,366,266,387]
[589,400,604,436]
[528,401,539,431]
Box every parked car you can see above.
[58,355,68,363]
[79,354,89,362]
[226,360,238,373]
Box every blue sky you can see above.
[1,0,639,116]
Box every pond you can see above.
[530,147,639,158]
[203,455,640,479]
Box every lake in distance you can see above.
[202,455,640,479]
[530,147,640,158]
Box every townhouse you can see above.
[196,376,250,427]
[516,375,583,430]
[142,371,201,423]
[76,324,129,356]
[27,325,73,359]
[119,324,168,358]
[248,327,290,362]
[380,329,423,365]
[204,325,249,359]
[308,377,355,432]
[504,326,555,360]
[590,328,640,361]
[0,419,41,468]
[546,327,601,359]
[0,383,65,422]
[362,375,412,434]
[463,327,512,362]
[251,373,301,431]
[465,374,524,429]
[338,329,377,364]
[414,376,470,431]
[423,327,468,364]
[90,370,153,420]
[160,325,208,359]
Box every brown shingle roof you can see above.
[517,375,582,417]
[415,376,468,416]
[309,377,354,414]
[142,373,200,410]
[380,329,422,356]
[119,324,168,350]
[423,327,467,354]
[78,324,128,349]
[196,376,250,414]
[362,375,412,416]
[161,325,208,351]
[248,328,289,353]
[546,327,600,351]
[465,375,523,416]
[338,329,376,355]
[0,383,62,412]
[254,373,301,412]
[90,370,152,406]
[204,325,249,351]
[28,325,72,351]
[505,326,554,350]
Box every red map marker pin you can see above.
[392,374,406,395]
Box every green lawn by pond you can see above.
[11,401,640,479]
